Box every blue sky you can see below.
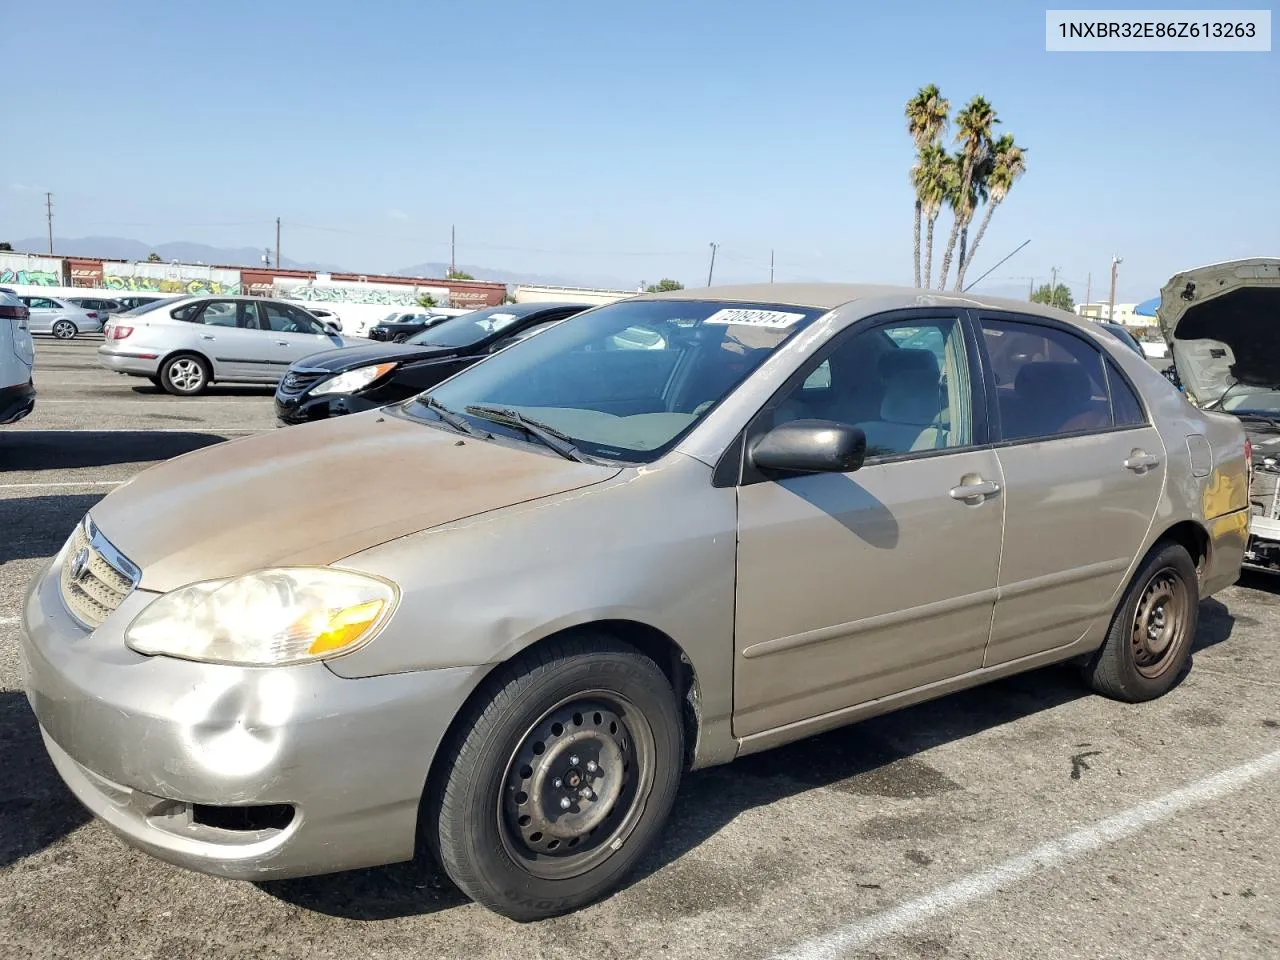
[1,1,1276,300]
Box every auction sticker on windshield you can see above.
[704,308,807,328]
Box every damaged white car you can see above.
[1158,257,1280,569]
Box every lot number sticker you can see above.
[704,308,806,328]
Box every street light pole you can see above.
[707,242,718,287]
[1108,254,1123,322]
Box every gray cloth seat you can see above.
[1008,361,1108,437]
[855,349,946,455]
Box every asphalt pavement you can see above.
[1,337,1277,960]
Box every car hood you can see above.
[293,342,458,373]
[1157,257,1280,405]
[90,411,621,592]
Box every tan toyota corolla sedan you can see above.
[21,285,1249,920]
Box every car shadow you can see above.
[0,692,92,869]
[0,494,106,563]
[0,430,229,471]
[129,384,276,397]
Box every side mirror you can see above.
[750,419,867,475]
[322,321,340,335]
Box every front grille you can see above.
[368,328,389,341]
[279,369,327,395]
[59,518,140,629]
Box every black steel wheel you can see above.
[1082,540,1199,702]
[427,634,683,921]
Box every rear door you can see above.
[186,300,267,380]
[976,311,1166,666]
[22,297,59,333]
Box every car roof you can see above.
[637,282,1086,325]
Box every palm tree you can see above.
[905,85,949,288]
[955,134,1027,291]
[911,143,950,289]
[936,96,997,290]
[954,161,990,290]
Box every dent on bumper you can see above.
[20,555,485,880]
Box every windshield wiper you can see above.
[424,396,490,438]
[1236,412,1280,431]
[464,404,595,463]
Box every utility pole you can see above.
[1085,271,1091,307]
[275,218,281,270]
[707,242,718,287]
[1108,254,1123,322]
[770,249,774,283]
[1049,266,1059,296]
[45,192,54,254]
[450,224,456,276]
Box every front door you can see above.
[733,311,1004,737]
[259,301,340,378]
[976,312,1166,666]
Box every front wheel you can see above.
[427,635,683,921]
[1082,541,1199,702]
[52,320,78,339]
[393,332,410,343]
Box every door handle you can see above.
[199,334,215,340]
[276,340,289,346]
[1124,452,1161,472]
[949,479,1001,503]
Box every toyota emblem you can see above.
[69,547,91,582]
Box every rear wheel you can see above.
[393,332,410,343]
[428,635,683,921]
[52,320,77,339]
[1082,541,1199,702]
[160,353,210,396]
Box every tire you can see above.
[52,320,78,340]
[1082,541,1199,702]
[427,635,683,921]
[393,333,410,343]
[148,376,163,389]
[159,353,210,396]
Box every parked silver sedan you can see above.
[96,295,362,394]
[21,284,1249,920]
[20,294,105,339]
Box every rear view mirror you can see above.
[750,419,867,475]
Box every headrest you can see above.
[1014,361,1092,407]
[879,348,941,425]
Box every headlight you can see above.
[311,362,397,396]
[125,568,397,666]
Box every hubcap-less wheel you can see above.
[167,358,205,393]
[1131,567,1189,679]
[500,693,654,880]
[53,320,76,339]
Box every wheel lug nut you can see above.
[553,778,563,789]
[586,761,598,773]
[569,755,580,767]
[559,797,572,810]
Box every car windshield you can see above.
[405,299,824,462]
[120,299,177,316]
[409,307,530,348]
[1220,387,1280,420]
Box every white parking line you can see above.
[0,481,124,489]
[772,747,1280,960]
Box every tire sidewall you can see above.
[161,354,208,395]
[437,650,682,921]
[53,321,77,339]
[1111,543,1199,699]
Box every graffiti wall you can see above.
[102,262,242,295]
[0,252,62,287]
[271,277,449,307]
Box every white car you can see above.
[303,306,343,332]
[0,290,36,424]
[20,295,105,339]
[97,295,365,395]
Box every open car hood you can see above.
[1157,257,1280,405]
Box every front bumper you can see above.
[20,550,483,880]
[0,380,35,424]
[273,389,380,426]
[97,347,161,376]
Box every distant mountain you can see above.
[10,236,344,273]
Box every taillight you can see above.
[111,325,134,340]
